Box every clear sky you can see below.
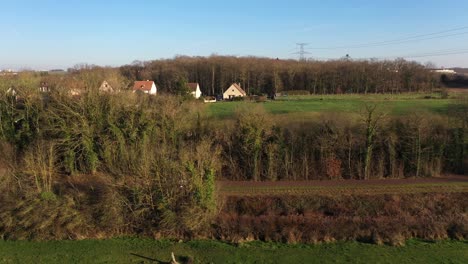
[1,0,468,70]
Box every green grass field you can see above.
[0,239,466,264]
[206,94,455,119]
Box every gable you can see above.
[224,83,246,96]
[99,81,114,92]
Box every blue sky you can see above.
[1,0,468,69]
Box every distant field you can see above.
[206,93,457,119]
[0,239,466,264]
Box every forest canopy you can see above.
[120,56,440,96]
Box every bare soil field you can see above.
[218,175,468,196]
[448,88,468,93]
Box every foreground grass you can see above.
[0,239,466,263]
[207,93,454,119]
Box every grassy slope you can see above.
[206,94,453,119]
[0,239,466,264]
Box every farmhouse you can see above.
[223,83,246,100]
[187,82,202,99]
[133,81,157,95]
[99,80,115,93]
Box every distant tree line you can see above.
[1,56,442,97]
[120,56,440,96]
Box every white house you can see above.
[99,80,115,93]
[133,81,157,95]
[223,83,247,99]
[187,83,202,99]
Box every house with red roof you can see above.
[133,81,157,95]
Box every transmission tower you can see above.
[294,43,310,61]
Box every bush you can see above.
[214,193,468,244]
[441,89,449,99]
[231,96,245,101]
[286,90,310,96]
[255,96,268,103]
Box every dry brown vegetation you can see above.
[215,193,468,245]
[0,65,466,242]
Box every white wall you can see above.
[149,83,157,95]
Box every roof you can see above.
[133,81,155,91]
[231,83,247,95]
[187,83,199,92]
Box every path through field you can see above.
[218,175,468,196]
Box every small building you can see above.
[133,81,157,95]
[99,80,115,93]
[203,96,217,103]
[223,83,247,100]
[431,68,457,74]
[39,82,50,93]
[187,83,202,99]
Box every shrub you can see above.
[231,96,245,101]
[286,90,310,96]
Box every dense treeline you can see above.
[120,56,440,95]
[441,73,468,88]
[221,104,467,181]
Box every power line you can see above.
[307,26,468,50]
[307,48,468,61]
[387,49,468,59]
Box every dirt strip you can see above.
[219,175,467,188]
[218,175,468,196]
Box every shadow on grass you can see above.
[131,253,193,264]
[130,253,169,263]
